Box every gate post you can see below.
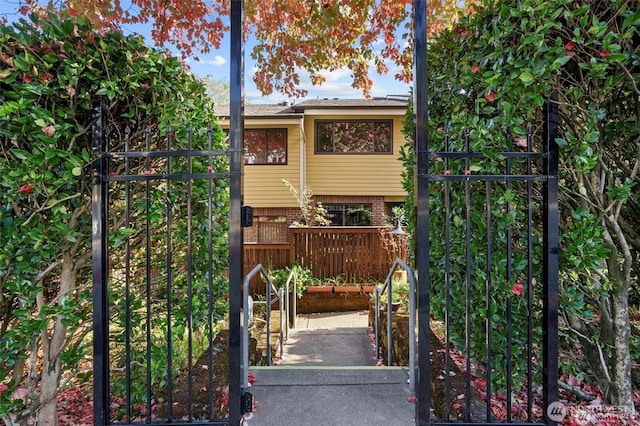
[92,101,110,425]
[542,91,560,425]
[229,0,245,424]
[413,1,431,424]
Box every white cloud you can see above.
[244,62,409,104]
[315,67,352,82]
[204,55,227,66]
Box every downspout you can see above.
[299,115,306,195]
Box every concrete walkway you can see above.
[281,311,377,366]
[243,312,416,426]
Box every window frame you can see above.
[314,119,393,154]
[325,203,373,226]
[242,128,288,165]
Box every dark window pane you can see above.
[244,130,266,164]
[324,203,372,226]
[335,122,373,153]
[315,120,392,154]
[267,130,287,164]
[345,204,372,226]
[317,122,334,153]
[244,129,287,165]
[374,122,392,153]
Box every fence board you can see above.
[242,227,407,287]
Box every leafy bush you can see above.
[268,263,314,298]
[403,0,639,408]
[0,12,228,423]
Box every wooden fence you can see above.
[243,227,406,288]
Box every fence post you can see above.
[543,91,560,425]
[229,0,245,422]
[91,101,110,426]
[413,0,431,424]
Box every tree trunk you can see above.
[603,226,635,414]
[610,287,634,412]
[38,364,60,426]
[36,249,76,426]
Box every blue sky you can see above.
[0,2,410,104]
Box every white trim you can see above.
[299,108,405,116]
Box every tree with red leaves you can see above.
[16,0,476,98]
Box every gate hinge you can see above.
[241,205,253,227]
[241,390,254,414]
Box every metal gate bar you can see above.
[412,2,559,425]
[421,126,557,426]
[92,104,234,425]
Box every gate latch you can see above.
[241,390,254,414]
[241,205,253,227]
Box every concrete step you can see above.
[281,327,376,367]
[243,367,415,426]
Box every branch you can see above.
[558,380,596,402]
[34,260,63,284]
[21,193,82,227]
[66,123,91,153]
[617,62,640,97]
[562,316,612,383]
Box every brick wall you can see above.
[244,198,401,243]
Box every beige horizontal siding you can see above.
[243,123,301,208]
[304,115,408,197]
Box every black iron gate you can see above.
[91,102,246,425]
[414,110,559,426]
[413,4,558,425]
[413,6,559,424]
[91,3,246,425]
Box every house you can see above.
[214,96,410,244]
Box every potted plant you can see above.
[330,275,362,293]
[372,280,410,312]
[305,277,334,293]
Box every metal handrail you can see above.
[284,270,297,336]
[242,264,285,390]
[374,258,417,394]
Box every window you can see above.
[243,129,287,165]
[315,120,392,154]
[325,203,372,226]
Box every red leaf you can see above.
[473,377,486,391]
[18,184,34,194]
[484,91,496,102]
[512,282,524,296]
[471,64,481,74]
[40,72,54,83]
[565,41,575,51]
